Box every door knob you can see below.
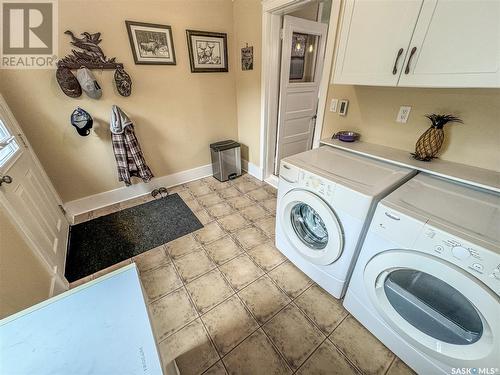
[0,175,13,185]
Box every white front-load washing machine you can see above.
[275,146,416,298]
[344,173,500,374]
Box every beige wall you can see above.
[238,0,500,174]
[0,207,52,318]
[232,0,262,165]
[2,0,499,205]
[0,0,238,202]
[321,85,500,171]
[232,0,330,167]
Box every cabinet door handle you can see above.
[405,47,417,74]
[392,48,404,75]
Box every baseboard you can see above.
[64,163,213,221]
[265,174,279,189]
[242,159,264,180]
[64,160,266,222]
[50,271,69,296]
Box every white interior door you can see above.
[398,0,500,88]
[0,94,69,294]
[275,15,328,175]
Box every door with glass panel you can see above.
[0,94,69,294]
[275,16,328,175]
[364,250,499,367]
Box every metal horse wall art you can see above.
[56,31,132,98]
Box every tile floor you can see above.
[70,173,415,375]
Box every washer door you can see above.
[280,189,343,265]
[364,250,499,367]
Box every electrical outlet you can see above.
[396,106,412,123]
[330,99,338,112]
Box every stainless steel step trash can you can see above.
[210,140,242,182]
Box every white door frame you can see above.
[260,0,341,186]
[274,15,328,175]
[0,94,69,295]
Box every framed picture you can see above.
[186,30,228,73]
[241,46,253,71]
[125,21,176,65]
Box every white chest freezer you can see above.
[0,264,177,375]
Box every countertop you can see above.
[320,138,500,193]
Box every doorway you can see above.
[274,15,328,175]
[0,94,69,295]
[260,0,341,186]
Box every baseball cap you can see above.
[71,107,93,136]
[76,67,102,99]
[56,66,82,98]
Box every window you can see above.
[0,119,20,169]
[289,32,320,82]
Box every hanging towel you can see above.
[110,105,153,186]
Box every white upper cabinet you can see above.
[333,0,500,88]
[399,0,500,87]
[333,0,423,86]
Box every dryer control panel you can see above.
[414,224,500,295]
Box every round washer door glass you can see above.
[279,189,343,266]
[290,203,328,250]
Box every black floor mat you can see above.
[65,193,203,282]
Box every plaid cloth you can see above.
[111,124,153,186]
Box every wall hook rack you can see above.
[58,31,123,70]
[56,31,132,97]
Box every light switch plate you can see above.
[330,99,338,112]
[396,106,412,123]
[338,99,349,116]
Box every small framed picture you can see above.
[186,30,228,73]
[125,21,176,65]
[241,46,253,71]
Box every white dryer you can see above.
[344,173,500,374]
[275,146,415,298]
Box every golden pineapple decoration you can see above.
[412,114,463,161]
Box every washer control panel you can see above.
[451,246,472,260]
[298,171,335,202]
[415,225,500,295]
